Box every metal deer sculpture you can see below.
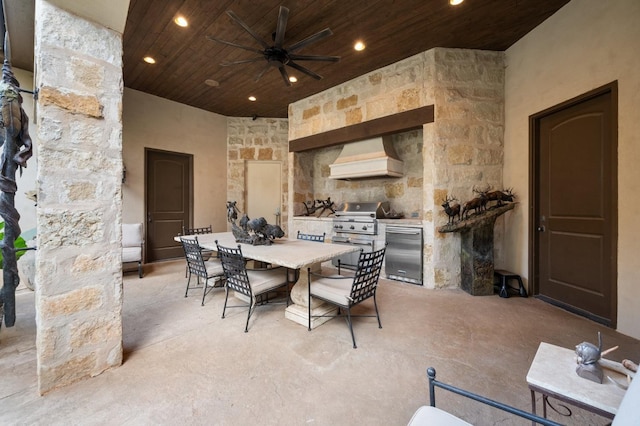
[0,21,34,330]
[441,196,461,225]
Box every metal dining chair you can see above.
[180,236,225,306]
[296,231,326,242]
[181,225,213,277]
[307,246,386,348]
[216,241,290,332]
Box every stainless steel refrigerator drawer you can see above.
[385,226,423,285]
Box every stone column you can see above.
[34,1,124,394]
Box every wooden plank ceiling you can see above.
[123,0,571,118]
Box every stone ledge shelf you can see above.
[438,203,516,296]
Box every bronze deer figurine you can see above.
[461,185,490,219]
[486,187,515,207]
[441,196,461,225]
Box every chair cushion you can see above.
[204,259,224,277]
[309,276,352,306]
[247,268,287,295]
[122,246,141,263]
[122,223,143,247]
[407,406,472,426]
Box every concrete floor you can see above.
[1,260,638,425]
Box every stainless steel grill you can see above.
[331,201,389,269]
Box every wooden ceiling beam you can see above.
[288,105,434,152]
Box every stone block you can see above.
[257,148,273,160]
[70,57,104,89]
[303,105,321,119]
[39,86,103,118]
[71,253,107,275]
[345,107,362,125]
[397,88,420,111]
[39,353,97,395]
[40,287,102,319]
[384,182,405,198]
[447,145,474,165]
[70,317,120,349]
[39,210,104,248]
[337,95,358,110]
[239,147,255,159]
[66,182,97,201]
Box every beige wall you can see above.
[13,68,37,236]
[504,0,640,338]
[122,88,228,232]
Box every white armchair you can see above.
[122,223,144,278]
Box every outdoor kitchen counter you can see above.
[378,218,423,227]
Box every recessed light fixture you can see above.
[204,79,219,87]
[248,96,257,102]
[143,56,156,64]
[449,0,464,5]
[174,15,188,27]
[354,41,366,51]
[289,76,298,83]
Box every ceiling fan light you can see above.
[143,56,156,64]
[289,76,298,83]
[450,0,464,5]
[354,41,366,51]
[174,16,189,27]
[248,96,257,102]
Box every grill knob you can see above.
[362,225,367,230]
[349,225,355,230]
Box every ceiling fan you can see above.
[207,6,340,86]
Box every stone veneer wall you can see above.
[288,48,505,289]
[34,1,124,394]
[227,117,289,233]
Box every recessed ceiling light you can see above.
[289,76,298,83]
[204,79,219,87]
[450,0,464,5]
[174,16,188,27]
[354,41,366,51]
[248,96,257,102]
[143,56,156,64]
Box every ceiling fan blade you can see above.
[226,10,270,49]
[206,35,264,54]
[287,61,322,80]
[278,65,292,87]
[254,63,271,82]
[274,6,289,48]
[221,57,264,66]
[287,28,333,53]
[288,54,340,62]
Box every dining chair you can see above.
[296,231,326,243]
[216,241,290,332]
[180,236,225,306]
[307,246,386,348]
[181,225,213,277]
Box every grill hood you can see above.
[329,136,404,179]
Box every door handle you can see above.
[537,225,545,232]
[147,213,152,223]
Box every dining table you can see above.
[175,231,361,328]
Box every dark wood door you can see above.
[146,149,192,261]
[534,85,617,326]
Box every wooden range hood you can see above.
[288,105,434,153]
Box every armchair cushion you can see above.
[122,223,143,263]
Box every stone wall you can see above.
[288,48,505,289]
[34,1,124,394]
[227,117,289,233]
